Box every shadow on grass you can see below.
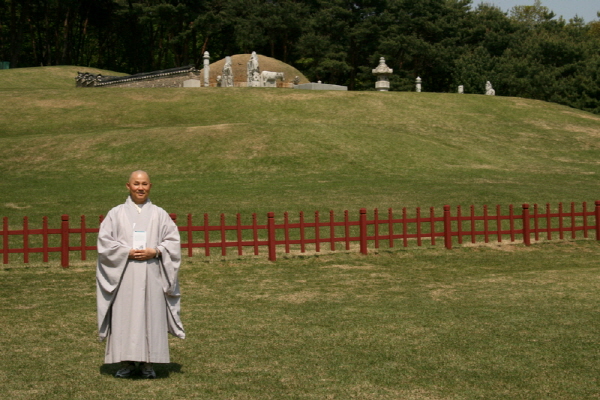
[99,363,183,379]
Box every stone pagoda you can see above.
[372,57,393,91]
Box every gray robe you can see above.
[96,197,185,364]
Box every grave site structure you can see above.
[76,65,200,88]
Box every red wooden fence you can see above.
[2,201,599,267]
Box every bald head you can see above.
[126,170,152,204]
[129,170,150,183]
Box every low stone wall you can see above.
[101,71,201,88]
[76,65,201,88]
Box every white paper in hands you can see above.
[133,231,147,250]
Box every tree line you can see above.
[1,0,599,113]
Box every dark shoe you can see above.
[115,362,136,378]
[141,363,156,379]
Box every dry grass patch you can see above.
[120,90,187,102]
[4,203,30,210]
[460,240,529,251]
[561,110,600,121]
[32,99,93,108]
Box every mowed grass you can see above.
[1,66,600,399]
[1,66,600,227]
[1,242,600,399]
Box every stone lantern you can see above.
[372,57,393,91]
[415,77,422,92]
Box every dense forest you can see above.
[1,0,599,113]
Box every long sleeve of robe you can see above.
[96,197,185,364]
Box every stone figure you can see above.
[247,52,260,87]
[458,85,464,94]
[203,51,210,87]
[372,57,393,91]
[292,76,300,85]
[260,71,284,87]
[222,56,234,87]
[485,81,495,96]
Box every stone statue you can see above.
[458,85,464,94]
[485,81,495,96]
[372,57,393,91]
[222,56,234,87]
[203,51,210,87]
[260,71,284,87]
[292,76,300,85]
[247,52,260,87]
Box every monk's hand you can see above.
[129,248,156,261]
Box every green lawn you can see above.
[1,241,599,399]
[1,66,600,226]
[1,66,600,399]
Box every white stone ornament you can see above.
[222,56,233,87]
[203,51,210,87]
[485,81,495,96]
[247,52,261,87]
[372,57,393,91]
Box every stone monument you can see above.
[372,57,393,91]
[485,81,495,96]
[183,79,201,87]
[203,51,210,87]
[247,51,261,87]
[260,71,284,87]
[458,85,464,94]
[221,56,234,87]
[294,82,347,91]
[415,77,422,93]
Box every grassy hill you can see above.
[1,65,600,225]
[2,66,600,399]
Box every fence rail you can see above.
[2,201,599,267]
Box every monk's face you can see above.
[126,172,152,204]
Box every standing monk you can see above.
[96,170,185,378]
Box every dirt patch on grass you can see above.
[561,124,600,136]
[122,91,187,102]
[461,240,530,252]
[4,203,31,210]
[277,290,321,304]
[561,111,600,121]
[33,99,93,108]
[322,264,377,270]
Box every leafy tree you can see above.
[509,0,555,28]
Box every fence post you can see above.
[23,216,29,263]
[595,201,600,241]
[443,205,452,249]
[267,212,277,261]
[61,214,70,268]
[360,208,368,255]
[80,215,87,261]
[43,216,49,262]
[522,204,531,246]
[187,214,193,257]
[3,217,8,264]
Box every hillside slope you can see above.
[1,66,600,222]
